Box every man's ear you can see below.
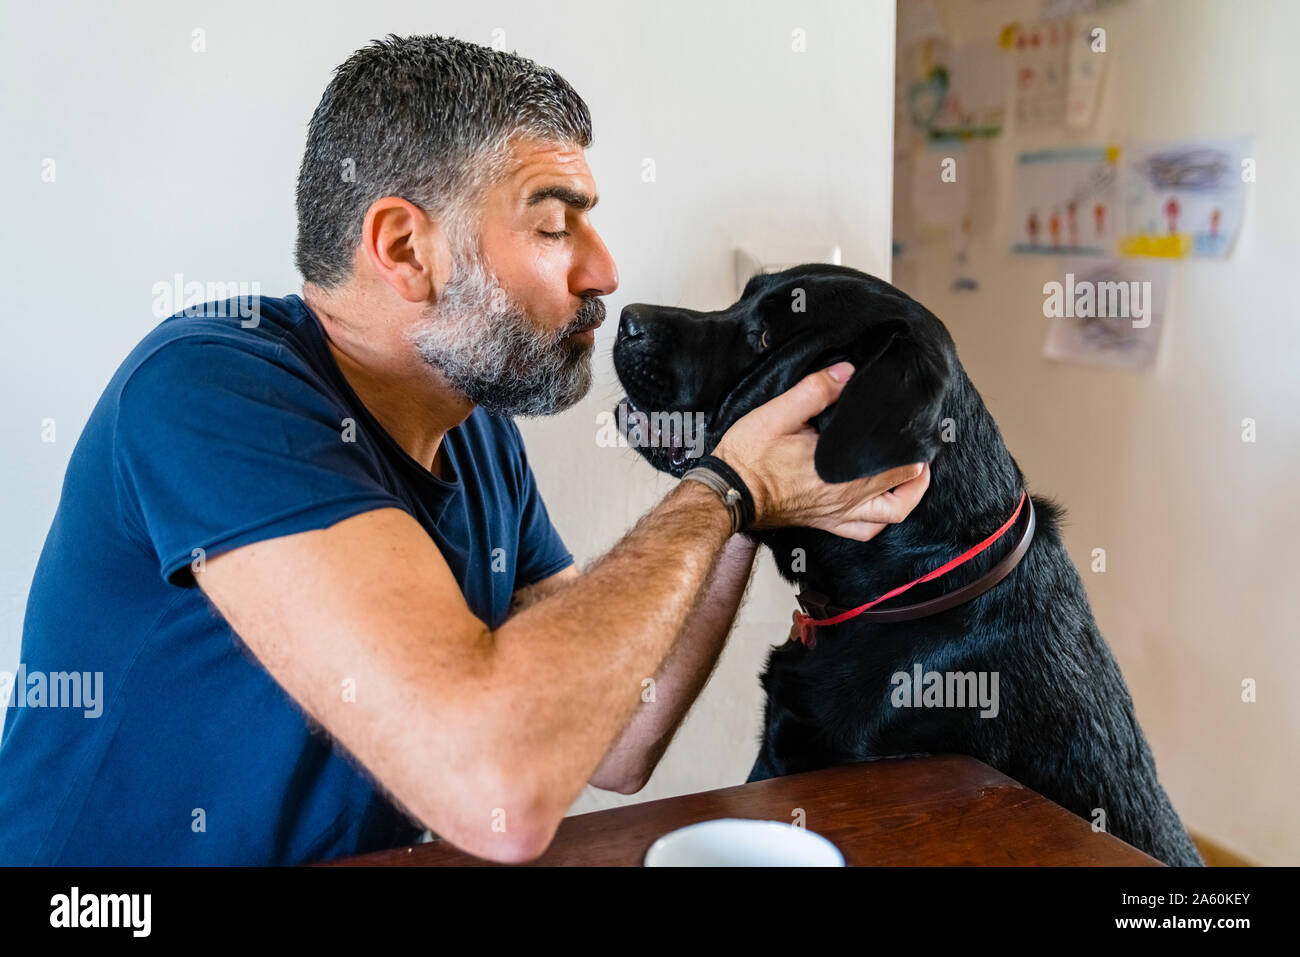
[811,320,951,483]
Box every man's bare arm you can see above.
[508,534,758,795]
[197,479,739,863]
[586,532,758,793]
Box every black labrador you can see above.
[611,263,1203,866]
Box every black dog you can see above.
[612,264,1203,866]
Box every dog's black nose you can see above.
[618,304,648,342]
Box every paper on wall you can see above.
[1042,258,1170,371]
[1010,146,1122,255]
[901,37,1009,142]
[936,40,1010,140]
[1119,137,1251,259]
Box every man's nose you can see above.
[575,226,619,297]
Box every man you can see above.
[0,35,928,864]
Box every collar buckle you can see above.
[795,588,835,621]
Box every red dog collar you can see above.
[793,489,1035,648]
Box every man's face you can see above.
[407,137,619,417]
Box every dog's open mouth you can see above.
[616,393,704,474]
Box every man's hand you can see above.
[712,361,931,542]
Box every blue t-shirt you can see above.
[0,293,575,865]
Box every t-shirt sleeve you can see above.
[114,337,411,587]
[509,420,575,589]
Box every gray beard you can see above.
[406,252,602,418]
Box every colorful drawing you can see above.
[1119,138,1250,259]
[1011,146,1121,256]
[902,37,1009,142]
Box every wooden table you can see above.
[326,754,1160,866]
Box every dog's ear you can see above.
[811,320,951,483]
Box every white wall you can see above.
[895,0,1300,864]
[0,1,896,814]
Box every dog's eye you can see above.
[750,326,770,351]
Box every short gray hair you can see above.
[294,34,593,288]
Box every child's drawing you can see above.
[1120,138,1250,259]
[1011,146,1121,256]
